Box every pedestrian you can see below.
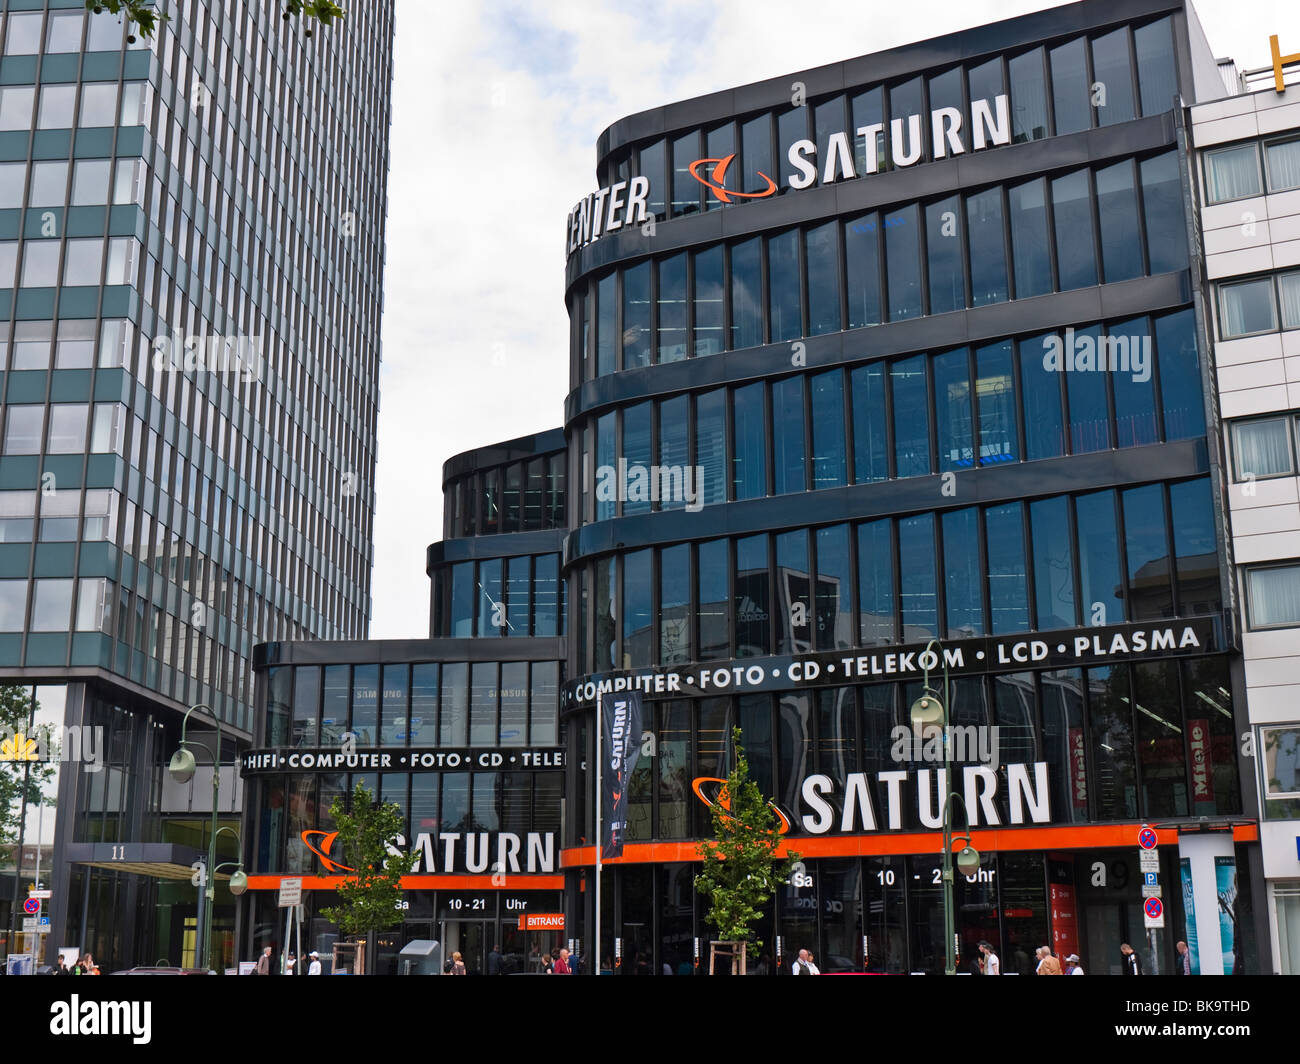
[285,951,297,976]
[82,953,100,975]
[307,950,322,975]
[254,945,272,975]
[1065,953,1085,975]
[978,941,1000,975]
[539,950,553,974]
[1035,946,1062,975]
[1120,942,1142,975]
[488,944,502,976]
[791,948,820,975]
[447,950,467,975]
[554,948,572,975]
[53,956,68,975]
[1175,941,1192,975]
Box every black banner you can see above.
[239,746,563,775]
[601,691,643,860]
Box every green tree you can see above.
[84,0,345,42]
[319,782,414,972]
[695,727,799,957]
[0,685,53,852]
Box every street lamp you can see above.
[908,640,980,975]
[168,704,241,972]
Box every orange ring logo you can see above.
[691,777,791,833]
[688,153,777,204]
[300,829,354,873]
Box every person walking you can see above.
[554,948,572,974]
[254,945,272,976]
[1120,942,1142,975]
[1175,941,1192,975]
[791,948,820,975]
[1035,947,1062,975]
[1065,953,1085,975]
[978,941,1000,975]
[488,944,502,976]
[447,951,467,975]
[306,951,322,975]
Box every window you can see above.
[771,376,806,494]
[83,490,116,541]
[976,340,1018,465]
[671,131,700,217]
[735,534,769,657]
[63,239,104,286]
[639,138,666,220]
[705,123,735,211]
[741,113,773,197]
[926,196,963,314]
[986,503,1029,634]
[1261,726,1300,797]
[934,348,973,470]
[1030,496,1076,628]
[3,407,43,455]
[45,12,84,53]
[891,355,930,476]
[657,395,688,510]
[656,253,687,362]
[47,404,89,453]
[1009,48,1049,143]
[71,159,112,205]
[621,262,650,370]
[845,213,882,328]
[1009,178,1051,298]
[943,508,983,637]
[1076,490,1124,624]
[91,404,124,454]
[595,273,615,376]
[1281,271,1300,330]
[660,543,690,663]
[1096,160,1142,282]
[1050,38,1091,136]
[622,403,651,516]
[0,241,15,288]
[1090,27,1136,126]
[31,579,74,631]
[78,83,118,127]
[21,241,60,287]
[1135,17,1178,117]
[1246,563,1300,628]
[113,159,145,205]
[1141,152,1187,274]
[899,513,937,637]
[884,205,921,320]
[694,245,724,356]
[1203,143,1261,203]
[0,86,34,130]
[1111,316,1157,447]
[3,12,43,55]
[857,519,895,644]
[732,382,766,500]
[1218,276,1276,337]
[85,16,123,52]
[810,369,846,488]
[1266,138,1300,194]
[0,580,26,630]
[119,81,151,127]
[851,363,888,482]
[0,492,35,543]
[805,223,840,335]
[12,322,52,369]
[55,320,95,369]
[966,187,1008,306]
[39,491,79,541]
[730,238,762,349]
[0,162,23,207]
[37,85,76,129]
[1232,417,1293,480]
[696,388,726,505]
[768,229,802,342]
[29,161,68,207]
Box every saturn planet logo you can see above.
[688,153,777,204]
[691,777,791,833]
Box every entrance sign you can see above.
[518,912,564,931]
[278,878,302,908]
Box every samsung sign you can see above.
[566,93,1011,258]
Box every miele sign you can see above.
[566,93,1011,259]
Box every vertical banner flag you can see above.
[1179,857,1200,975]
[1215,856,1240,975]
[601,691,643,859]
[1188,719,1214,805]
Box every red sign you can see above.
[1049,883,1080,964]
[518,912,564,931]
[1188,719,1214,801]
[1068,727,1087,808]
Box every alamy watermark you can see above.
[595,460,705,512]
[1042,327,1150,383]
[890,724,1001,769]
[151,327,263,383]
[0,724,103,772]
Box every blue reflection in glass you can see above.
[730,237,763,349]
[733,382,767,500]
[1075,490,1125,624]
[1030,496,1076,629]
[810,369,846,489]
[934,348,973,471]
[891,355,930,477]
[943,507,983,637]
[851,363,888,482]
[976,340,1018,465]
[926,196,964,314]
[967,187,1008,306]
[899,513,937,637]
[845,212,882,327]
[772,376,807,494]
[986,502,1029,634]
[857,519,895,644]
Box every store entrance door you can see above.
[439,920,488,975]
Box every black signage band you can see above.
[563,617,1226,710]
[240,747,565,775]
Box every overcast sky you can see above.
[370,0,1294,639]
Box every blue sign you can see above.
[1143,872,1158,886]
[22,897,39,915]
[1138,826,1158,849]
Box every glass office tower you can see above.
[0,0,392,971]
[560,0,1267,974]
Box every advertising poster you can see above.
[601,691,643,859]
[1048,881,1079,964]
[1179,858,1199,975]
[1215,855,1240,975]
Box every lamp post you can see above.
[909,640,981,975]
[168,703,244,972]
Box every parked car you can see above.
[109,966,211,975]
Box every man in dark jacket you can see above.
[1120,942,1142,975]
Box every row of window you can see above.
[444,450,567,539]
[1202,135,1300,204]
[574,151,1187,379]
[264,660,563,750]
[579,309,1205,521]
[0,575,111,633]
[0,237,140,292]
[0,9,150,56]
[602,16,1179,218]
[1,317,131,371]
[259,770,564,877]
[0,80,151,131]
[436,553,566,640]
[0,157,146,209]
[574,656,1239,843]
[1216,269,1300,340]
[0,487,118,544]
[0,402,124,456]
[574,476,1219,673]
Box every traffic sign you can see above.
[1142,872,1158,887]
[277,877,302,908]
[1138,825,1158,849]
[1139,850,1160,870]
[1143,896,1164,928]
[27,889,52,900]
[1142,885,1163,899]
[21,917,39,933]
[21,897,40,915]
